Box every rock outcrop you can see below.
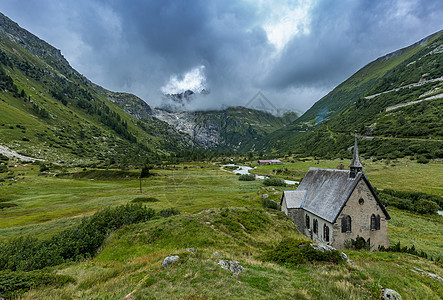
[162,255,180,267]
[217,260,244,275]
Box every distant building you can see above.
[280,134,390,250]
[258,159,282,166]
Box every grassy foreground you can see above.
[8,209,443,299]
[0,160,442,299]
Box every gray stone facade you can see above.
[281,169,390,250]
[281,135,390,250]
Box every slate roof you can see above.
[282,190,307,208]
[258,160,282,163]
[293,167,390,223]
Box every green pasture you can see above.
[251,158,443,196]
[0,160,442,299]
[0,164,263,239]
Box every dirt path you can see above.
[385,93,443,112]
[364,77,443,100]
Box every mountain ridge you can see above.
[258,29,443,160]
[0,12,200,165]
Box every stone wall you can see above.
[281,197,304,233]
[303,211,332,244]
[332,179,389,250]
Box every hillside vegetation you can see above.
[260,30,443,160]
[0,12,197,166]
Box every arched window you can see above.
[370,214,376,230]
[323,225,330,242]
[346,216,352,232]
[341,216,352,232]
[313,219,318,234]
[306,215,310,229]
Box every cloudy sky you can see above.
[1,0,442,113]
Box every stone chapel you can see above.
[280,134,390,249]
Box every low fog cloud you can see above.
[2,0,442,113]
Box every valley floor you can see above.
[0,159,442,299]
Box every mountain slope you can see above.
[0,12,197,165]
[154,106,297,151]
[260,30,443,160]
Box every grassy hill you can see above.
[259,30,443,160]
[0,12,198,166]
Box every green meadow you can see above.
[251,158,443,196]
[0,159,442,299]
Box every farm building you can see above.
[258,159,282,166]
[281,135,390,250]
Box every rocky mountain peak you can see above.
[0,12,71,71]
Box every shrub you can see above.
[263,178,286,186]
[417,156,430,164]
[377,188,442,215]
[140,164,153,178]
[0,165,7,173]
[131,197,159,203]
[261,238,343,266]
[379,241,439,262]
[157,208,180,218]
[262,199,280,210]
[39,165,49,172]
[415,199,440,215]
[0,203,156,272]
[239,174,255,181]
[0,270,75,298]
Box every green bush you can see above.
[39,165,49,172]
[263,178,286,186]
[417,156,430,164]
[377,188,442,215]
[0,270,75,298]
[0,165,8,173]
[262,199,280,210]
[0,203,156,271]
[0,154,8,162]
[416,199,440,215]
[131,197,159,203]
[261,238,343,266]
[157,208,181,218]
[239,174,255,181]
[379,241,439,262]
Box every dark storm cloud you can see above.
[263,0,443,92]
[1,0,442,112]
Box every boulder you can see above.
[340,252,356,266]
[162,255,180,267]
[310,243,336,252]
[218,259,244,275]
[262,194,269,199]
[382,288,402,300]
